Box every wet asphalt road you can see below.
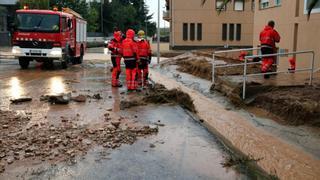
[0,57,254,180]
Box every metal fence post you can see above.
[212,53,215,84]
[242,57,248,99]
[310,51,315,85]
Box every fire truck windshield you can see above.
[16,13,60,33]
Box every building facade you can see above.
[164,0,320,70]
[164,0,254,50]
[253,0,320,70]
[0,0,18,46]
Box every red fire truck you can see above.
[11,7,87,69]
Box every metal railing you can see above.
[212,47,262,84]
[242,50,315,99]
[212,48,316,99]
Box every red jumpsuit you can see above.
[108,31,122,87]
[259,25,280,73]
[137,38,152,88]
[122,29,139,91]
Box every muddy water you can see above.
[0,58,258,179]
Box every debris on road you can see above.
[10,97,32,104]
[144,84,196,113]
[71,95,87,102]
[221,155,262,168]
[89,93,102,100]
[0,109,158,174]
[119,84,196,113]
[153,122,165,127]
[120,99,146,110]
[149,144,156,148]
[40,93,71,104]
[64,79,80,84]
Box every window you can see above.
[274,0,281,6]
[183,23,188,41]
[197,23,202,41]
[61,17,68,32]
[234,0,244,11]
[229,24,234,41]
[222,23,227,41]
[216,0,227,11]
[304,0,320,14]
[236,24,241,41]
[260,0,269,9]
[190,23,195,41]
[16,13,60,33]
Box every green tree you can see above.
[104,0,156,36]
[20,0,50,9]
[50,0,89,18]
[87,4,100,32]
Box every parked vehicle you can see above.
[11,7,87,69]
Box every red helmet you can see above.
[114,31,121,41]
[126,29,135,39]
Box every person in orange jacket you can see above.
[137,30,152,88]
[122,29,139,91]
[259,20,280,78]
[108,31,123,87]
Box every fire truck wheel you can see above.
[61,61,68,69]
[74,55,83,64]
[62,47,71,69]
[19,58,30,69]
[43,60,54,69]
[73,46,84,64]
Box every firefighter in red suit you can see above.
[259,20,280,78]
[137,30,152,88]
[108,31,123,87]
[122,29,139,91]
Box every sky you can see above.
[145,0,169,28]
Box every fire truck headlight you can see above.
[50,48,62,56]
[12,46,22,54]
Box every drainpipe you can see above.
[172,0,175,49]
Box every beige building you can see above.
[163,0,254,50]
[253,0,320,70]
[164,0,320,70]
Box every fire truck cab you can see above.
[11,8,87,69]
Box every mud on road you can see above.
[251,85,320,126]
[120,84,196,113]
[0,58,263,179]
[168,52,260,81]
[0,60,159,177]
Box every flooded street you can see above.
[0,57,261,179]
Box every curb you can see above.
[149,68,320,180]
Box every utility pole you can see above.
[101,0,103,33]
[145,0,148,37]
[157,0,160,64]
